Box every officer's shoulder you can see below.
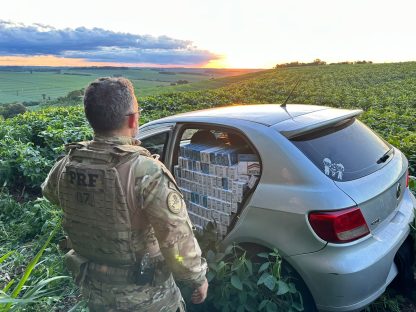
[114,144,151,156]
[64,141,90,152]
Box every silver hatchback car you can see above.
[137,104,415,312]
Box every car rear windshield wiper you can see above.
[376,148,393,164]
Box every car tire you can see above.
[281,261,318,312]
[391,236,415,297]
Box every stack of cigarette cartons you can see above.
[174,142,260,238]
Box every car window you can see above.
[173,126,261,237]
[290,118,392,181]
[140,131,169,163]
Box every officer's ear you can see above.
[127,113,138,129]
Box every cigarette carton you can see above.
[220,189,227,202]
[219,211,231,226]
[237,154,260,175]
[222,177,229,190]
[209,164,216,175]
[231,202,238,213]
[224,202,232,214]
[248,175,258,189]
[218,224,227,236]
[226,190,232,203]
[211,209,220,223]
[227,165,238,180]
[201,146,222,163]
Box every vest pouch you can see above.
[64,249,89,286]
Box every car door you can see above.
[137,122,175,165]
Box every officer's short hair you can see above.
[84,77,137,133]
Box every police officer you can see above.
[42,77,208,311]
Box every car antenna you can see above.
[281,78,302,108]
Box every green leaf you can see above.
[232,258,242,271]
[0,251,14,265]
[208,261,218,272]
[276,280,290,295]
[207,271,215,282]
[3,223,59,312]
[256,252,269,259]
[258,262,270,273]
[245,303,257,312]
[67,300,88,312]
[231,275,243,290]
[206,249,215,262]
[245,259,253,275]
[237,305,245,312]
[291,301,304,311]
[2,280,15,293]
[288,282,298,294]
[217,261,226,271]
[266,301,278,312]
[224,244,234,255]
[238,291,247,304]
[257,272,270,286]
[263,275,277,291]
[258,299,269,310]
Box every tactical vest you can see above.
[58,142,151,266]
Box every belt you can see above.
[87,254,165,285]
[87,262,140,284]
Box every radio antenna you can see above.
[281,78,302,107]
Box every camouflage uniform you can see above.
[42,136,207,312]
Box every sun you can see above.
[202,58,230,69]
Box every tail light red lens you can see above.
[309,207,370,243]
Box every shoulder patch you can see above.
[167,191,183,214]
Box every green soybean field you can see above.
[0,62,415,312]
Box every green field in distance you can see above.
[0,67,262,104]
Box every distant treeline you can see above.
[63,72,92,76]
[275,59,373,68]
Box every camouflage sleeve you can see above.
[139,159,207,289]
[41,156,68,205]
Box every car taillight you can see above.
[309,207,370,243]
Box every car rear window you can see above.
[290,118,392,181]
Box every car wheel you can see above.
[392,236,415,297]
[281,261,318,312]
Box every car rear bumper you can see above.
[288,189,415,312]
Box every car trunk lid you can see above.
[333,150,408,232]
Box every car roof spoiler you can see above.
[275,108,363,139]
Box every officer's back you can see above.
[42,77,208,312]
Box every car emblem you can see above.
[396,183,402,199]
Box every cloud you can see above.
[0,20,219,65]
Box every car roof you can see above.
[143,104,329,127]
[143,104,328,126]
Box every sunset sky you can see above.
[1,0,415,68]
